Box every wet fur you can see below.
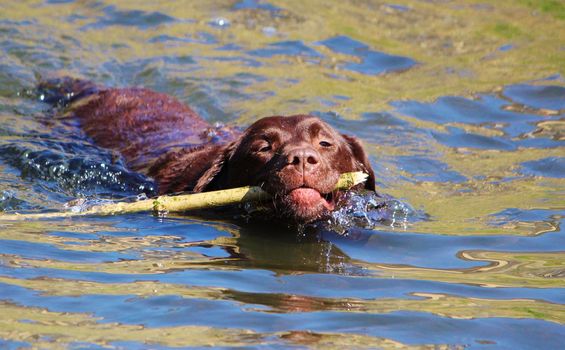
[39,77,376,222]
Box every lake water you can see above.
[1,1,564,349]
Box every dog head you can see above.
[194,115,375,222]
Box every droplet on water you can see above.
[210,17,230,27]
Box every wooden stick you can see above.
[0,172,368,221]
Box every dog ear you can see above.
[341,134,376,191]
[193,141,238,192]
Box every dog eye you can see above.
[257,143,272,152]
[319,141,332,147]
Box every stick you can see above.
[0,172,368,221]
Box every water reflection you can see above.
[318,35,417,75]
[1,0,565,348]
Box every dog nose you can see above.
[287,147,319,172]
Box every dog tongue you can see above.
[288,188,333,210]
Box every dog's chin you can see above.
[278,188,335,223]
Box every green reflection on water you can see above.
[1,0,564,347]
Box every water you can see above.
[1,1,564,348]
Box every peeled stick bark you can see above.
[0,172,368,221]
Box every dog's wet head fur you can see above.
[194,115,375,222]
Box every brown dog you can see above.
[39,77,375,222]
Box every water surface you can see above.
[0,1,564,349]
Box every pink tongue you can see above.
[288,188,333,210]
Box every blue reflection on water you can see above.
[520,157,565,178]
[3,280,564,349]
[394,156,468,183]
[248,41,323,58]
[0,239,139,262]
[233,0,281,12]
[0,340,30,350]
[83,6,176,30]
[319,35,417,75]
[504,84,565,111]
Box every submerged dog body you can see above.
[40,78,375,222]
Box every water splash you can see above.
[323,191,424,234]
[0,190,29,211]
[0,144,156,202]
[62,192,151,214]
